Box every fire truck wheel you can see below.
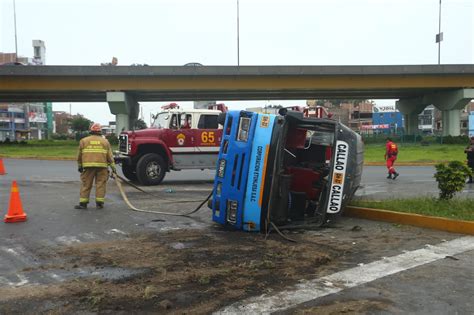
[136,153,166,186]
[121,164,137,181]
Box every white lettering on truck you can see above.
[250,146,263,202]
[327,141,349,214]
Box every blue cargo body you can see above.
[211,111,259,229]
[211,108,364,233]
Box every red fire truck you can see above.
[115,103,226,185]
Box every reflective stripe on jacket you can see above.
[77,134,115,169]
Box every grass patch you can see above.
[0,140,79,159]
[0,145,77,159]
[0,141,468,163]
[364,143,466,163]
[350,197,474,221]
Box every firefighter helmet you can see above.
[90,123,102,133]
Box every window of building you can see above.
[34,47,41,58]
[198,115,218,129]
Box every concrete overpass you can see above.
[1,65,473,135]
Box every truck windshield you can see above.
[152,113,169,129]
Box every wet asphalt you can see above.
[0,159,473,313]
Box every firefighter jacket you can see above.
[77,134,115,169]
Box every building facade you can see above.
[0,40,52,140]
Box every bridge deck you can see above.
[1,65,474,102]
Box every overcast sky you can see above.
[1,0,473,125]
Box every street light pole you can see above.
[436,0,443,65]
[13,0,18,62]
[237,0,240,66]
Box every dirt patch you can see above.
[0,229,347,314]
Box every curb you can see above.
[344,206,474,235]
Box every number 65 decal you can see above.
[201,132,215,143]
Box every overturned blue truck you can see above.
[209,108,364,232]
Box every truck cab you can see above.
[116,103,225,185]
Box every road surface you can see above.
[0,159,472,314]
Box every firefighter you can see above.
[465,136,474,184]
[385,137,399,180]
[75,123,116,209]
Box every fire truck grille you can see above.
[119,134,128,153]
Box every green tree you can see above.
[71,115,92,141]
[134,119,148,130]
[70,116,92,133]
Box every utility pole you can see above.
[13,0,18,62]
[237,0,240,66]
[436,0,443,65]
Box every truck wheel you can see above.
[121,164,137,181]
[136,153,167,186]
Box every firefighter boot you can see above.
[392,172,399,180]
[96,202,104,209]
[386,173,392,179]
[74,202,88,210]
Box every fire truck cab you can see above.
[115,103,226,185]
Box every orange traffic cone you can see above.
[0,158,6,175]
[4,181,27,223]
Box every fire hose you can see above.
[112,175,299,242]
[113,173,212,217]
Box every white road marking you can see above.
[13,274,29,286]
[218,236,474,314]
[79,232,99,240]
[55,236,81,245]
[0,274,29,287]
[0,246,38,266]
[105,229,128,236]
[47,272,64,281]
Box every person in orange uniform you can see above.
[75,123,116,209]
[385,137,399,180]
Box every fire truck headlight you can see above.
[217,159,226,178]
[127,144,132,152]
[237,117,251,142]
[227,200,238,224]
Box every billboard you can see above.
[28,112,47,123]
[373,105,397,113]
[361,124,390,130]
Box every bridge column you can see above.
[424,88,474,136]
[106,92,139,135]
[396,98,426,135]
[441,110,461,136]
